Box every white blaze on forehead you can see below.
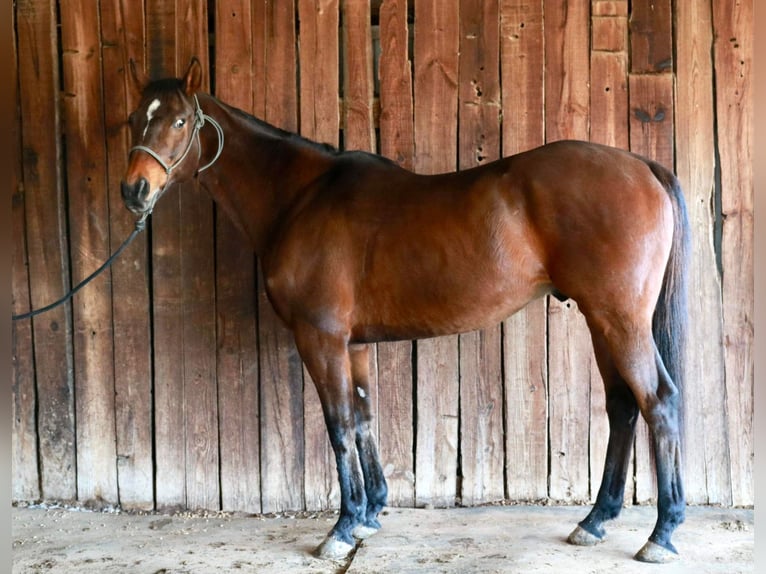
[142,98,161,139]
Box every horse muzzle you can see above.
[121,177,157,214]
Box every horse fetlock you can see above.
[364,509,383,528]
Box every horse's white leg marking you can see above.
[356,386,367,399]
[143,98,161,139]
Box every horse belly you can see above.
[351,248,548,343]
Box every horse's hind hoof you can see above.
[314,535,355,560]
[352,524,379,540]
[634,540,679,563]
[567,525,604,546]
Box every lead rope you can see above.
[12,212,150,321]
[13,96,225,321]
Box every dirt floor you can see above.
[12,503,752,573]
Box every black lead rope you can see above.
[12,214,150,321]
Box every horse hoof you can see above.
[567,525,604,546]
[352,524,379,540]
[314,535,355,560]
[634,540,679,563]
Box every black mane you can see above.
[142,78,185,100]
[227,104,341,156]
[223,98,397,167]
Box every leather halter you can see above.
[129,94,224,176]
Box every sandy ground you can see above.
[12,503,752,573]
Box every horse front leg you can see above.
[294,324,367,560]
[349,344,388,539]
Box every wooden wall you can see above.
[12,0,753,512]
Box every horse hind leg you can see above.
[568,331,639,546]
[584,317,685,563]
[349,344,388,540]
[633,345,685,563]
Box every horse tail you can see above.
[647,160,690,432]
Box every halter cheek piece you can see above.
[129,94,224,177]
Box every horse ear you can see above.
[128,58,148,96]
[182,57,203,95]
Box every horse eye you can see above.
[173,118,186,129]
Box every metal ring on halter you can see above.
[129,94,224,176]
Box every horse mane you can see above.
[142,78,186,100]
[226,104,341,157]
[222,98,398,168]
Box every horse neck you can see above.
[194,93,335,255]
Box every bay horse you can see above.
[121,58,689,564]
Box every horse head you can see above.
[121,57,205,215]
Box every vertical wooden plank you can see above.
[543,0,592,503]
[376,344,415,506]
[145,0,185,511]
[628,75,674,169]
[628,0,672,74]
[627,72,674,503]
[101,0,153,512]
[16,0,76,501]
[342,0,375,152]
[712,0,753,507]
[591,1,627,52]
[264,0,299,133]
[589,0,628,503]
[11,5,39,501]
[457,0,504,506]
[413,0,460,508]
[251,0,267,118]
[175,0,219,512]
[379,0,415,171]
[298,0,341,512]
[589,25,627,147]
[146,0,218,511]
[259,0,306,512]
[60,0,118,506]
[377,0,416,506]
[215,0,261,513]
[299,0,340,147]
[675,0,730,506]
[499,0,547,501]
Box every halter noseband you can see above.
[129,94,224,176]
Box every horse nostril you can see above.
[121,178,150,212]
[120,180,132,201]
[121,178,148,200]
